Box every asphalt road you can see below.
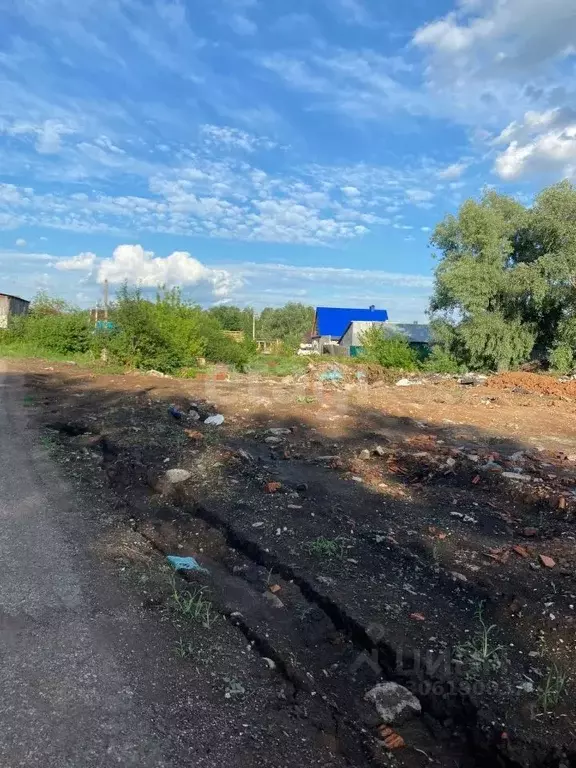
[0,362,231,767]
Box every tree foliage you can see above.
[359,325,419,370]
[258,303,315,349]
[430,181,576,371]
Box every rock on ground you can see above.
[164,468,192,484]
[364,682,421,725]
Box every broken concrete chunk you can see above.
[359,449,371,460]
[539,554,556,568]
[265,436,283,445]
[502,472,531,481]
[266,427,292,436]
[365,682,421,725]
[164,468,192,484]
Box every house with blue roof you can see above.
[312,305,389,341]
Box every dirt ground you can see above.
[14,358,576,768]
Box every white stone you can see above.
[365,682,421,724]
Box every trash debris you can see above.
[539,555,556,568]
[264,481,282,494]
[168,405,183,420]
[237,449,254,462]
[395,378,413,387]
[512,545,529,558]
[319,369,343,382]
[365,682,421,724]
[263,591,284,609]
[359,449,371,460]
[262,657,277,670]
[459,374,487,386]
[523,527,539,537]
[269,584,282,594]
[266,427,292,436]
[166,555,208,573]
[502,471,531,481]
[164,468,192,484]
[147,369,166,377]
[188,409,201,422]
[410,612,426,621]
[377,725,406,750]
[184,429,203,441]
[265,436,283,445]
[204,414,225,426]
[516,681,535,693]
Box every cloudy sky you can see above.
[0,0,575,320]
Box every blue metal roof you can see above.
[314,306,388,338]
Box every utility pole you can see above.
[103,279,109,322]
[252,308,256,340]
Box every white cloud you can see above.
[228,13,257,35]
[332,0,372,25]
[15,238,26,247]
[200,124,276,152]
[260,50,424,121]
[35,120,71,154]
[494,108,576,180]
[54,251,96,271]
[438,162,468,180]
[406,188,434,204]
[97,244,238,297]
[414,0,576,70]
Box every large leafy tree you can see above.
[258,303,315,349]
[429,181,576,371]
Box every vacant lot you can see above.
[15,358,576,768]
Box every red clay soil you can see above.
[488,371,576,397]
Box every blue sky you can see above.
[1,0,575,320]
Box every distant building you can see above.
[311,306,389,353]
[339,320,431,356]
[0,293,30,329]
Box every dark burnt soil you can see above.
[17,360,576,768]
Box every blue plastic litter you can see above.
[168,405,183,420]
[166,555,208,573]
[319,369,343,381]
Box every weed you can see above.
[296,395,317,404]
[174,638,194,658]
[39,433,57,448]
[169,577,218,629]
[454,601,504,678]
[223,676,246,699]
[305,536,350,559]
[538,664,568,714]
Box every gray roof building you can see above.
[339,320,430,348]
[0,293,30,329]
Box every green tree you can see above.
[429,181,576,371]
[258,303,314,349]
[207,305,254,336]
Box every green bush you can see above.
[103,286,205,373]
[549,343,574,374]
[359,326,419,370]
[421,345,462,374]
[203,331,256,371]
[13,311,91,355]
